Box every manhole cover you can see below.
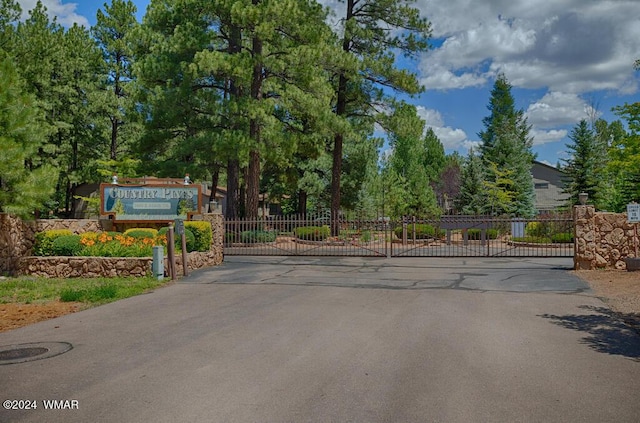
[0,342,72,365]
[0,347,48,360]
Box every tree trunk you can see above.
[246,11,264,219]
[331,72,348,235]
[225,23,242,219]
[298,190,308,215]
[246,149,261,218]
[226,159,240,220]
[209,164,220,203]
[330,0,354,235]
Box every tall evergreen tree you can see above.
[57,24,105,213]
[135,0,338,219]
[0,0,20,49]
[10,2,104,215]
[607,102,640,208]
[0,57,57,217]
[478,74,535,217]
[92,0,141,162]
[562,119,606,208]
[329,0,431,232]
[456,148,487,215]
[385,103,439,217]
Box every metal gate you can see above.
[389,216,574,257]
[224,215,388,257]
[224,215,574,258]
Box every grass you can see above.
[0,276,169,306]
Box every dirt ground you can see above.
[573,270,640,329]
[1,271,639,333]
[0,301,84,333]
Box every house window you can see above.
[535,183,549,189]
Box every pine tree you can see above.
[385,104,439,217]
[456,148,487,215]
[9,2,105,215]
[0,57,57,217]
[329,0,431,232]
[478,74,535,217]
[563,119,606,208]
[92,0,141,162]
[135,0,339,219]
[607,102,640,208]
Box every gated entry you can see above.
[390,216,574,257]
[224,215,388,257]
[224,215,574,258]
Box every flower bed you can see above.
[0,214,224,276]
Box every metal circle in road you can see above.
[0,342,73,365]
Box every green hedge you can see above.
[511,236,551,244]
[51,235,83,256]
[512,233,574,244]
[34,229,74,256]
[393,224,444,240]
[240,230,276,243]
[467,229,499,240]
[185,221,212,251]
[295,226,330,241]
[123,228,158,239]
[158,227,196,252]
[551,232,574,243]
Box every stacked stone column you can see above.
[574,205,638,270]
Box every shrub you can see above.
[33,229,74,256]
[51,235,83,256]
[525,221,549,238]
[511,236,552,244]
[225,232,239,243]
[241,230,276,243]
[295,226,330,241]
[551,232,574,243]
[393,224,444,240]
[124,228,158,239]
[158,227,196,252]
[467,229,499,240]
[185,221,212,251]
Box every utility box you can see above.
[511,219,525,238]
[152,245,164,280]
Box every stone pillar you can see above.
[201,213,224,264]
[574,205,596,270]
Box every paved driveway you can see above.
[1,257,639,422]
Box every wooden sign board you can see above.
[100,183,202,222]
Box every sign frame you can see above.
[100,182,202,223]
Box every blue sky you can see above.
[18,0,640,167]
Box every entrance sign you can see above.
[628,203,640,223]
[100,182,202,222]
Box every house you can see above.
[531,161,569,212]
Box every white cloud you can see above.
[525,92,596,129]
[17,0,89,28]
[416,106,469,150]
[530,129,568,146]
[415,0,639,96]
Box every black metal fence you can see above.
[389,216,574,257]
[224,215,574,258]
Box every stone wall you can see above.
[0,213,224,277]
[574,205,639,270]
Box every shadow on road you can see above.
[540,306,640,361]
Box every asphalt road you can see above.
[1,257,639,422]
